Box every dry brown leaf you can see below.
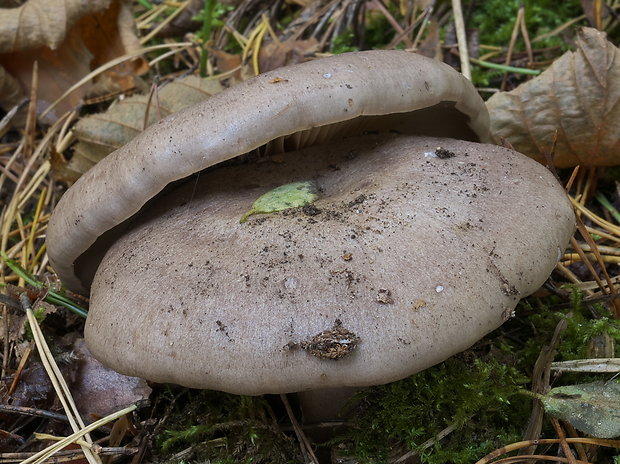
[258,38,319,73]
[52,75,225,183]
[69,339,151,422]
[486,27,620,167]
[0,65,24,112]
[0,0,146,125]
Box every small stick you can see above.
[279,394,319,464]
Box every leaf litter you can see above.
[0,2,619,463]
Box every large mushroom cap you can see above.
[85,134,574,394]
[47,50,491,293]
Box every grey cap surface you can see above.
[47,50,491,293]
[85,134,574,394]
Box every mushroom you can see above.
[47,51,574,413]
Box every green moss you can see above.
[333,357,529,463]
[154,390,300,463]
[470,0,584,51]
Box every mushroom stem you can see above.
[298,386,361,424]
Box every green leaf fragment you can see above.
[240,181,319,223]
[541,381,620,438]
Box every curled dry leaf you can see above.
[53,76,225,183]
[486,27,620,167]
[0,0,146,125]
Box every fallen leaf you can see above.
[53,75,225,183]
[541,381,620,438]
[0,0,146,125]
[69,339,151,422]
[258,38,319,73]
[240,181,319,223]
[486,27,620,167]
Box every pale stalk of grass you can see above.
[519,5,533,64]
[501,5,524,91]
[586,225,620,244]
[26,188,47,267]
[31,243,48,277]
[222,23,249,49]
[0,140,24,196]
[40,43,194,121]
[409,5,433,52]
[318,0,351,51]
[136,2,167,27]
[17,161,50,211]
[55,129,75,155]
[394,421,459,463]
[371,0,414,49]
[16,213,27,287]
[242,18,270,76]
[23,295,102,464]
[139,0,191,45]
[34,434,92,448]
[289,0,340,42]
[398,4,428,49]
[573,243,620,256]
[571,273,620,292]
[562,253,620,264]
[0,110,69,262]
[20,404,137,464]
[574,215,620,317]
[555,263,592,295]
[451,0,471,79]
[570,197,620,237]
[55,109,80,154]
[148,45,194,67]
[5,216,48,240]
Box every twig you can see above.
[279,394,319,464]
[0,404,68,422]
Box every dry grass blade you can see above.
[450,0,471,79]
[21,293,101,464]
[475,438,620,464]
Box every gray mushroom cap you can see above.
[85,134,574,394]
[47,50,491,294]
[46,50,575,395]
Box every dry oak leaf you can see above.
[486,27,619,167]
[53,75,225,183]
[0,0,146,125]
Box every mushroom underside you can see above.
[85,133,574,395]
